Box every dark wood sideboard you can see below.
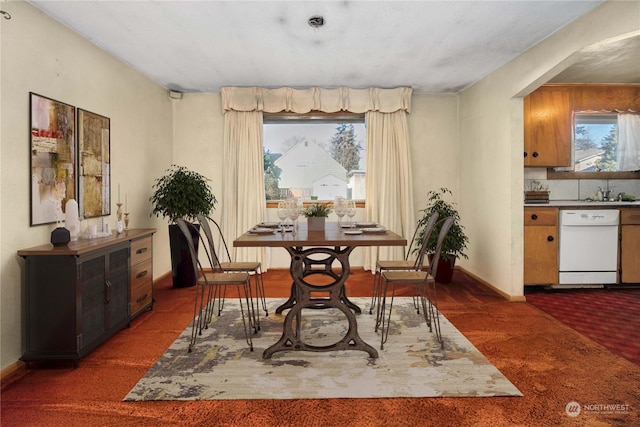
[17,228,156,367]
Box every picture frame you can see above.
[29,92,76,226]
[78,109,111,219]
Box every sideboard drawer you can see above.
[130,235,154,319]
[131,237,152,265]
[131,275,153,317]
[131,259,152,289]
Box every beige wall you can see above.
[0,2,173,370]
[458,0,640,297]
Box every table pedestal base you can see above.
[263,246,378,359]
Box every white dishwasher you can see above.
[559,209,619,287]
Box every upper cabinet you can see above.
[524,84,640,170]
[523,87,572,167]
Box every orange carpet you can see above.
[2,269,639,426]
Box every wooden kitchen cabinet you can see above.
[523,87,572,167]
[17,228,155,366]
[620,209,640,283]
[524,207,559,285]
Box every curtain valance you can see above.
[221,87,412,114]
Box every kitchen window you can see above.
[572,113,640,173]
[263,113,366,202]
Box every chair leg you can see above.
[426,281,443,348]
[235,284,254,351]
[255,269,268,317]
[373,269,386,331]
[416,284,432,331]
[378,278,396,350]
[246,274,260,333]
[189,283,207,353]
[218,285,228,315]
[370,267,381,315]
[201,283,217,331]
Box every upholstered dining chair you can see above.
[197,214,267,324]
[378,216,454,350]
[177,219,255,352]
[371,212,439,330]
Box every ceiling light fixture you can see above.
[308,15,325,28]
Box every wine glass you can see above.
[277,201,289,230]
[334,197,347,228]
[346,200,356,227]
[287,202,300,233]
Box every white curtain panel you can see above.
[617,114,640,171]
[221,87,414,268]
[222,110,269,264]
[363,111,415,272]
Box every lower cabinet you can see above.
[524,207,559,286]
[620,209,640,284]
[18,228,155,366]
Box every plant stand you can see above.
[169,223,199,287]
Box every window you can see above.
[573,113,640,172]
[573,113,618,172]
[263,113,366,201]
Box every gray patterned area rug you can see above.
[124,298,522,401]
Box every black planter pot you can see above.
[428,254,456,283]
[168,223,199,288]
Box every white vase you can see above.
[64,199,80,241]
[307,217,326,231]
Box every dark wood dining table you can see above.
[234,222,406,359]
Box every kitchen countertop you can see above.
[524,200,640,208]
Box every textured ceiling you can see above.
[27,0,636,94]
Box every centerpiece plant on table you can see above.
[301,203,332,231]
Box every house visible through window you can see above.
[263,114,366,201]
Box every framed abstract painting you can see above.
[77,109,111,219]
[29,92,76,226]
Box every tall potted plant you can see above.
[415,188,468,283]
[150,165,217,287]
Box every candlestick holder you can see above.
[116,203,123,222]
[124,212,130,230]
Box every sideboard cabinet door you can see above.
[78,243,130,352]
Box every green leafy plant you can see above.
[301,203,332,218]
[149,165,217,224]
[415,187,468,262]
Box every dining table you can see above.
[233,221,407,359]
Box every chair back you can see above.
[176,219,204,281]
[428,217,454,281]
[413,212,439,269]
[206,215,233,263]
[196,214,225,271]
[404,221,423,261]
